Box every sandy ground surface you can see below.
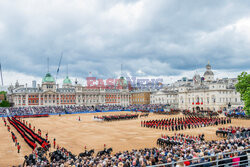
[0,111,249,166]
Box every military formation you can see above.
[94,114,139,121]
[157,133,205,147]
[141,116,231,131]
[216,126,250,138]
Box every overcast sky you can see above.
[0,0,250,86]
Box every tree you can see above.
[0,100,10,107]
[0,91,7,100]
[235,72,250,115]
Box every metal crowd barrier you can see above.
[149,148,249,167]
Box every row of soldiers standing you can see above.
[2,117,21,153]
[141,116,231,131]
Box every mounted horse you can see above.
[97,148,113,156]
[79,149,95,157]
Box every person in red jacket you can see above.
[17,143,21,153]
[53,138,56,149]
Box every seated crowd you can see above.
[225,106,248,118]
[0,104,166,116]
[125,104,165,111]
[23,137,249,167]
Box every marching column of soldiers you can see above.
[157,133,205,147]
[141,116,231,131]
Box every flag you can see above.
[56,53,63,80]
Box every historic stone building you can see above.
[149,62,243,111]
[8,73,76,106]
[8,74,131,107]
[131,91,150,104]
[175,63,243,111]
[150,90,178,107]
[7,63,244,111]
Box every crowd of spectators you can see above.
[23,137,249,167]
[224,106,248,118]
[0,106,95,116]
[0,104,166,116]
[125,104,165,111]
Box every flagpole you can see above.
[0,63,3,86]
[56,52,63,82]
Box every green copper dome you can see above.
[42,73,55,83]
[115,76,127,88]
[63,76,72,84]
[119,76,127,85]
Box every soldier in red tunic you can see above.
[53,138,56,149]
[17,143,21,153]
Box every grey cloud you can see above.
[0,0,250,81]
